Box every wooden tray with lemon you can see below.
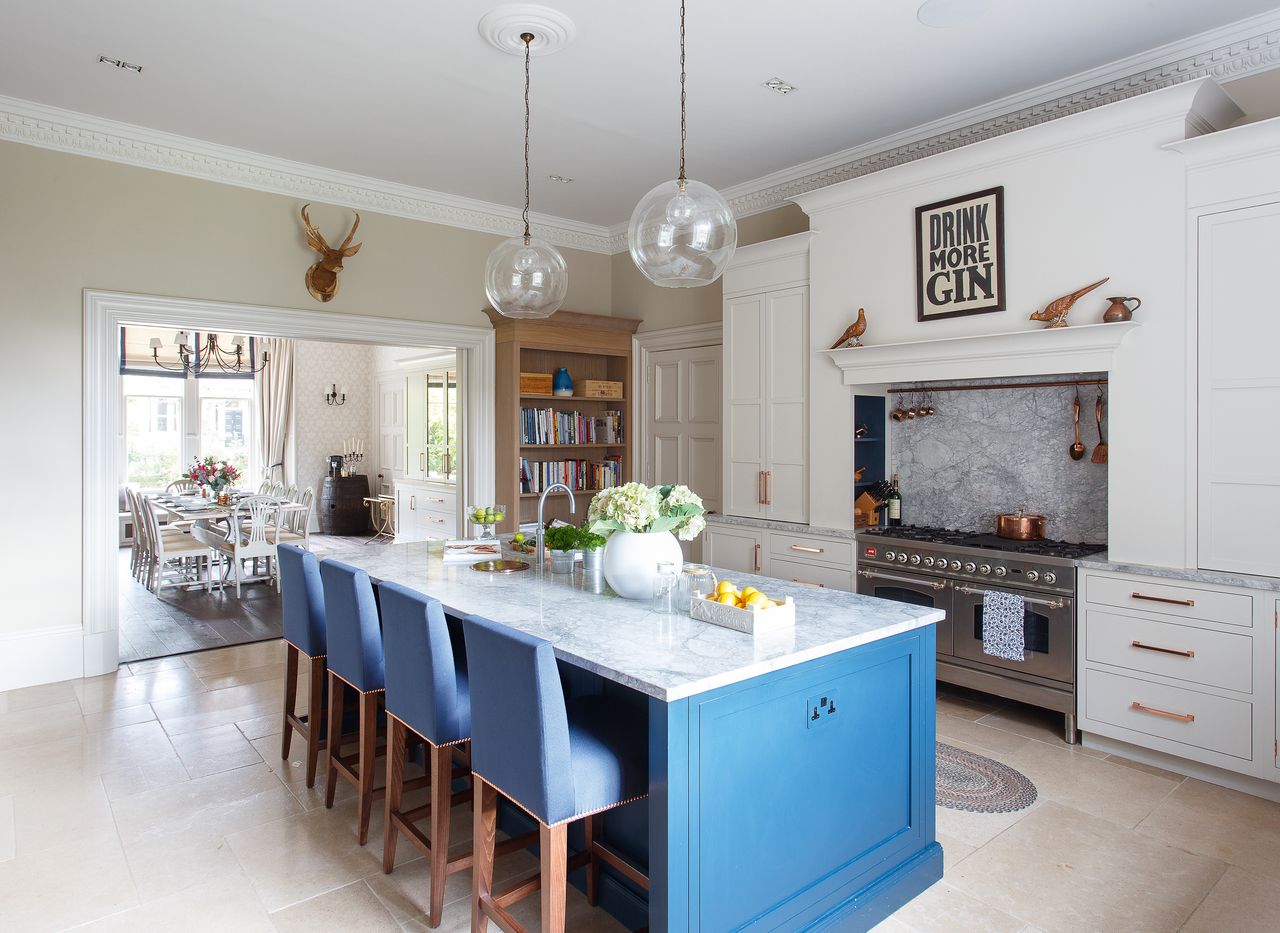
[691,580,795,635]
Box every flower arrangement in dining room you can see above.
[586,482,706,599]
[186,456,241,505]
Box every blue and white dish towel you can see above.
[982,590,1026,661]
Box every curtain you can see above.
[255,337,294,485]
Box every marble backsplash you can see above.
[888,375,1108,543]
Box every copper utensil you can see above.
[1091,393,1108,464]
[995,511,1047,540]
[1070,389,1086,461]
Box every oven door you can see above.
[950,583,1073,683]
[855,567,953,656]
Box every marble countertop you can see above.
[1076,554,1280,594]
[324,541,942,702]
[706,514,859,540]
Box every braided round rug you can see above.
[936,742,1038,813]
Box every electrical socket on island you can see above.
[806,690,840,729]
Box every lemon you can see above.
[746,592,769,609]
[740,586,759,599]
[716,593,738,606]
[716,580,737,597]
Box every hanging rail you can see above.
[886,377,1107,394]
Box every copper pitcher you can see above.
[1103,296,1141,323]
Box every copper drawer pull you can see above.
[427,497,446,503]
[409,496,416,510]
[753,543,761,573]
[790,544,824,554]
[1131,592,1195,608]
[757,471,764,505]
[1130,701,1195,723]
[763,471,771,506]
[428,516,445,524]
[791,578,827,588]
[1130,640,1195,658]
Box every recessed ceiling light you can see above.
[98,55,143,73]
[763,77,797,95]
[548,174,573,183]
[916,0,992,28]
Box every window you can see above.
[424,370,458,480]
[124,375,183,489]
[198,377,253,478]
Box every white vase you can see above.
[602,530,684,600]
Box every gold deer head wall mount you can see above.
[300,204,362,302]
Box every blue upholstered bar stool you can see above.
[462,614,650,933]
[277,544,328,788]
[320,558,386,845]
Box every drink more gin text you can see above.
[924,200,995,306]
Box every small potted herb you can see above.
[543,525,580,574]
[578,528,606,573]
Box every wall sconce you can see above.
[325,383,346,406]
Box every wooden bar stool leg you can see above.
[324,672,345,809]
[427,743,454,927]
[383,715,406,873]
[473,777,498,933]
[356,691,379,846]
[281,644,299,760]
[540,821,568,933]
[585,813,600,907]
[305,657,325,788]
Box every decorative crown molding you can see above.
[0,95,616,254]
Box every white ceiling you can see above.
[1,1,1277,227]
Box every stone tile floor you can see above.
[2,642,1278,932]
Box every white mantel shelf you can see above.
[823,321,1139,385]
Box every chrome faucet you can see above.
[536,483,576,568]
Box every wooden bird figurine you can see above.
[831,308,868,349]
[1029,277,1110,328]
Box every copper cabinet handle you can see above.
[763,471,772,505]
[757,471,764,505]
[420,452,426,471]
[1130,701,1195,723]
[1130,640,1195,658]
[1131,592,1195,608]
[790,544,824,554]
[753,543,761,573]
[792,578,827,588]
[409,496,416,510]
[427,497,446,504]
[428,516,445,524]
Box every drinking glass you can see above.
[678,564,718,612]
[652,561,680,615]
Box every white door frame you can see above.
[84,289,495,677]
[632,321,722,489]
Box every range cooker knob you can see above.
[909,554,921,565]
[897,552,909,563]
[923,556,935,567]
[884,551,896,561]
[963,561,976,573]
[978,564,992,575]
[949,559,962,571]
[1026,570,1040,583]
[993,566,1007,577]
[1043,571,1057,585]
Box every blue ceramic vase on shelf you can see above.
[552,367,574,397]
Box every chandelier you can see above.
[148,332,270,375]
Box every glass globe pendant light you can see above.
[484,32,568,319]
[627,0,737,287]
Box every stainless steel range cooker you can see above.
[855,525,1105,743]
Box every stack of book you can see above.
[519,456,622,494]
[520,408,623,445]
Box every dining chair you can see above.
[320,559,386,846]
[191,495,282,596]
[124,488,144,580]
[275,487,315,550]
[164,479,197,495]
[278,543,329,788]
[141,497,211,593]
[462,614,650,933]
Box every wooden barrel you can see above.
[318,475,371,536]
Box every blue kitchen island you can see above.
[337,541,944,932]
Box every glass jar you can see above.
[652,560,680,615]
[678,563,718,612]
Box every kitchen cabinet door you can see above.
[724,295,766,519]
[404,372,426,481]
[763,287,808,523]
[705,523,764,575]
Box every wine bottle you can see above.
[887,474,902,527]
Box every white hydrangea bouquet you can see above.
[587,482,707,541]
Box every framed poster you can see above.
[915,186,1005,322]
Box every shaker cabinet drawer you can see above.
[1084,668,1252,760]
[765,557,853,592]
[1085,610,1252,692]
[768,533,853,568]
[1085,575,1252,628]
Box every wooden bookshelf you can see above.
[484,308,642,531]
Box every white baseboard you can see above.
[0,625,83,691]
[1082,732,1280,804]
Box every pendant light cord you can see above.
[522,32,533,241]
[678,0,687,185]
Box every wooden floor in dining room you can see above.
[118,535,390,663]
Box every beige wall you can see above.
[0,140,613,637]
[612,204,810,331]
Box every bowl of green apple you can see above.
[466,504,505,540]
